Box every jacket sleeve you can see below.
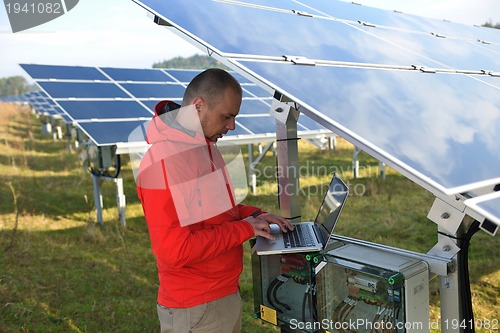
[137,163,255,269]
[237,204,267,219]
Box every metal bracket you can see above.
[153,14,172,26]
[358,21,376,27]
[269,99,299,124]
[283,55,316,66]
[427,235,461,261]
[431,32,447,38]
[292,10,313,17]
[427,197,465,235]
[419,66,437,73]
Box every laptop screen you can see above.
[314,175,349,242]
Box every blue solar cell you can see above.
[21,64,109,81]
[79,120,149,145]
[230,121,252,136]
[56,101,153,120]
[242,85,272,98]
[355,24,500,72]
[237,116,276,134]
[39,82,129,99]
[120,83,186,98]
[230,72,253,84]
[239,99,270,115]
[101,67,175,82]
[233,59,500,194]
[298,114,326,131]
[140,100,159,112]
[165,69,202,82]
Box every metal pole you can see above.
[115,177,126,226]
[270,99,301,221]
[91,173,104,225]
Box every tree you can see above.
[482,21,500,29]
[153,54,229,70]
[0,76,31,97]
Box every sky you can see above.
[0,0,499,80]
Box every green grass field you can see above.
[0,104,498,332]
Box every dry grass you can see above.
[0,103,498,333]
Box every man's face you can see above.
[197,87,241,142]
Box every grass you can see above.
[0,103,498,332]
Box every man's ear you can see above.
[192,97,204,113]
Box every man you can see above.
[136,68,293,333]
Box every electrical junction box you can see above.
[315,243,429,333]
[251,246,320,333]
[79,144,119,177]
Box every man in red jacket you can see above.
[136,68,293,333]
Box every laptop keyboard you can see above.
[283,223,316,248]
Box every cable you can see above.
[458,220,481,333]
[332,298,350,323]
[302,284,310,322]
[266,277,282,313]
[273,275,291,312]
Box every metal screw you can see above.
[441,212,450,219]
[442,245,450,252]
[276,107,283,113]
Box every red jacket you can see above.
[136,101,258,308]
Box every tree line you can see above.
[152,54,229,70]
[0,76,34,97]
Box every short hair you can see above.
[182,68,242,107]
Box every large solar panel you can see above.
[21,64,330,146]
[132,0,500,230]
[465,191,500,235]
[132,0,500,73]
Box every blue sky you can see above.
[1,0,499,79]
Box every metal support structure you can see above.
[41,122,52,135]
[90,174,127,226]
[270,98,301,221]
[328,135,337,151]
[53,125,63,141]
[248,142,274,195]
[427,197,476,333]
[352,146,361,178]
[379,161,386,180]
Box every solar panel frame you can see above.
[465,192,500,232]
[131,0,500,197]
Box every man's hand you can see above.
[244,213,294,240]
[257,213,295,233]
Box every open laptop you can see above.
[253,174,349,255]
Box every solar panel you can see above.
[132,0,500,234]
[465,192,500,234]
[20,64,109,81]
[132,0,499,74]
[21,64,329,147]
[78,120,150,146]
[56,101,152,120]
[100,67,175,82]
[164,69,202,82]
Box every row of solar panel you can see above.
[20,64,330,146]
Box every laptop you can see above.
[253,174,349,255]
